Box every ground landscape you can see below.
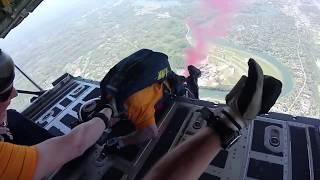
[0,0,319,118]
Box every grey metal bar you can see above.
[17,89,45,96]
[14,64,44,91]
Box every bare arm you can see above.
[143,127,221,180]
[33,108,111,180]
[120,124,158,146]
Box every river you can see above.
[198,43,295,101]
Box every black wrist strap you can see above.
[221,110,242,131]
[96,101,114,117]
[93,113,110,128]
[200,107,241,149]
[103,104,115,117]
[212,120,241,149]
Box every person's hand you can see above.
[224,59,282,130]
[259,75,282,114]
[223,58,264,130]
[78,98,115,122]
[99,108,112,120]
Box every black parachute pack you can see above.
[100,49,173,112]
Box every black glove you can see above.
[225,59,282,129]
[260,75,282,114]
[78,98,115,123]
[224,58,264,130]
[198,59,282,149]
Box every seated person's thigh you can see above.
[7,109,54,145]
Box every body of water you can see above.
[199,43,295,101]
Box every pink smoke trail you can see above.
[184,0,241,69]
